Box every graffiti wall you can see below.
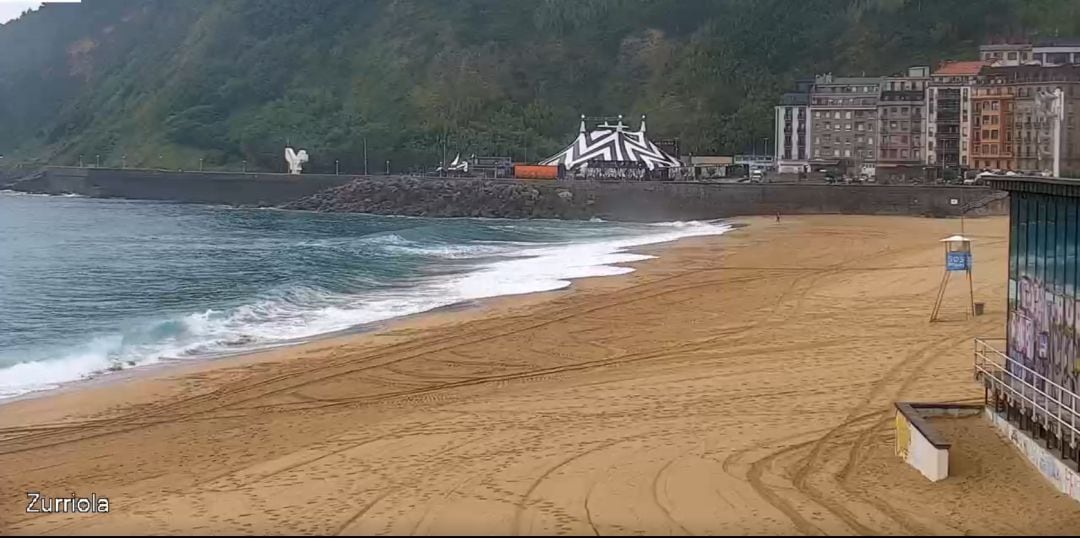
[1007,191,1080,395]
[987,408,1080,503]
[1007,276,1079,393]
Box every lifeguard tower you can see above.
[929,235,975,322]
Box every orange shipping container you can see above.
[513,164,559,180]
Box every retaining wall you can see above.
[3,167,1008,221]
[986,408,1080,503]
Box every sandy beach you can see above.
[3,214,1080,535]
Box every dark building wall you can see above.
[5,167,1006,221]
[1006,190,1080,395]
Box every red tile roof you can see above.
[933,61,987,76]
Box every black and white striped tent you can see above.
[540,115,681,171]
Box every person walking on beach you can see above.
[776,211,781,223]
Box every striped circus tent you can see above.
[540,115,681,171]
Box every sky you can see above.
[0,1,79,25]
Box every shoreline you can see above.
[10,214,1079,536]
[0,220,743,417]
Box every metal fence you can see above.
[974,337,1080,449]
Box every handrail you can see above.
[974,338,1080,448]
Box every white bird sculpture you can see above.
[285,147,310,175]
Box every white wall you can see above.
[986,409,1080,503]
[896,408,949,481]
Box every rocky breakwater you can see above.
[281,177,595,219]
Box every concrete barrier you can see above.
[894,402,983,482]
[986,408,1080,503]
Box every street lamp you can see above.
[364,138,368,175]
[385,160,390,175]
[79,154,84,168]
[199,158,204,172]
[96,154,100,168]
[243,160,247,173]
[335,159,340,175]
[121,155,127,169]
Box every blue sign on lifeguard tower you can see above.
[946,251,972,271]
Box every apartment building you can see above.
[774,78,814,174]
[808,74,881,175]
[973,65,1080,175]
[926,61,984,171]
[877,67,929,180]
[980,41,1034,66]
[1033,38,1080,66]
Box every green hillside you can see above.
[1,0,1076,174]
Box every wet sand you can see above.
[3,214,1079,535]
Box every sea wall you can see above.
[4,167,356,206]
[4,167,1008,221]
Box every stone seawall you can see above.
[4,167,1007,221]
[4,167,356,206]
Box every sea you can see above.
[0,191,732,400]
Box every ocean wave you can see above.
[0,218,732,400]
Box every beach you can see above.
[3,214,1080,535]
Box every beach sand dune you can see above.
[3,215,1079,535]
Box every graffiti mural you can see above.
[1008,276,1080,394]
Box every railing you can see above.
[974,338,1080,448]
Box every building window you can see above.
[845,111,852,119]
[834,112,841,119]
[845,149,852,157]
[814,111,821,119]
[834,149,840,157]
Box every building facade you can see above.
[927,61,984,172]
[971,76,1017,171]
[974,65,1080,175]
[808,75,881,176]
[877,67,929,180]
[980,41,1034,66]
[1033,38,1080,66]
[981,175,1080,472]
[774,78,814,174]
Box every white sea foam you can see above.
[0,219,732,400]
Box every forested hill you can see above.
[1,0,1076,174]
